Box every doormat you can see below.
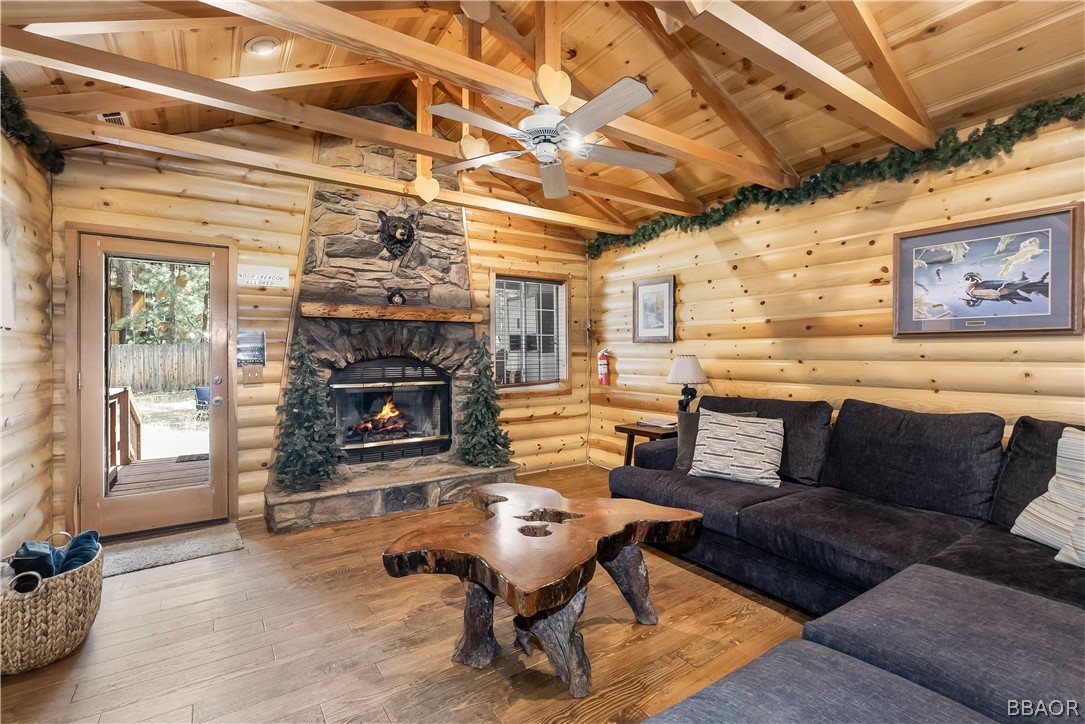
[103,523,243,577]
[175,453,210,463]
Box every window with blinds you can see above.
[492,276,567,386]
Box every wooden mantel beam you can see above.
[828,0,935,132]
[29,110,632,235]
[649,0,937,150]
[22,63,414,115]
[198,0,793,188]
[1,26,461,160]
[619,1,797,185]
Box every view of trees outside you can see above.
[107,256,212,460]
[109,257,210,344]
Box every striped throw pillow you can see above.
[1012,427,1085,551]
[689,409,784,487]
[1056,514,1085,568]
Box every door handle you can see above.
[212,396,224,406]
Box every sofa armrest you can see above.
[634,438,678,470]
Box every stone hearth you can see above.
[265,462,517,533]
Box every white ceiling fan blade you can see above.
[578,144,676,174]
[427,103,528,141]
[433,150,527,175]
[539,160,569,199]
[560,77,653,136]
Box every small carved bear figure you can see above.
[377,210,419,259]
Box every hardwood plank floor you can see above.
[1,465,808,723]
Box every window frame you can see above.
[490,271,571,392]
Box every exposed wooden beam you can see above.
[651,0,936,150]
[8,1,460,33]
[21,63,414,115]
[828,0,935,131]
[29,110,632,235]
[576,193,632,227]
[198,0,793,187]
[620,1,797,185]
[489,155,702,217]
[534,0,561,71]
[415,75,433,178]
[1,26,459,160]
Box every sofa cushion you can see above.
[1010,427,1085,549]
[633,437,678,471]
[990,416,1085,528]
[698,396,833,485]
[609,466,804,537]
[819,399,1004,519]
[737,487,981,589]
[649,639,993,724]
[804,564,1085,723]
[924,524,1085,608]
[690,410,783,486]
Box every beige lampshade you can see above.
[666,355,708,384]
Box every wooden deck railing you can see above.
[107,387,142,478]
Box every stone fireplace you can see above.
[263,103,517,533]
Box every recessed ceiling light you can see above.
[244,36,281,56]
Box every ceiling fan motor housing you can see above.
[518,104,566,147]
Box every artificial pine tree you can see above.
[273,335,340,490]
[457,334,513,468]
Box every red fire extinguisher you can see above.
[597,348,611,386]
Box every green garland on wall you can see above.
[1,72,65,174]
[586,94,1085,259]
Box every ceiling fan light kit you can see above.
[430,76,675,198]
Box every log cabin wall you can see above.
[49,123,316,521]
[1,135,55,556]
[587,121,1085,469]
[462,177,590,474]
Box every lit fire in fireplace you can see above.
[350,394,413,436]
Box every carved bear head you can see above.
[377,210,419,259]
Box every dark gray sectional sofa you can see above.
[609,396,1084,723]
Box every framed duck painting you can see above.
[893,203,1083,337]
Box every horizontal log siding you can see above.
[587,121,1085,469]
[1,136,54,555]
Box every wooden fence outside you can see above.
[108,343,209,393]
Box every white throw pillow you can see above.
[689,409,784,487]
[1012,428,1085,551]
[1055,514,1085,568]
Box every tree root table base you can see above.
[383,483,702,698]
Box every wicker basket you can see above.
[1,533,104,675]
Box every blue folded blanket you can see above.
[10,531,100,582]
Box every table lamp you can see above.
[666,355,708,412]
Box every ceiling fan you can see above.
[428,77,676,199]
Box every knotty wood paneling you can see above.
[50,123,315,521]
[1,135,55,556]
[462,175,591,473]
[587,121,1085,468]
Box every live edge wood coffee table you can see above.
[383,483,702,697]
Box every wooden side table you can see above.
[614,423,678,466]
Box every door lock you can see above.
[212,396,224,406]
[212,375,223,385]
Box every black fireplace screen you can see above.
[328,357,452,464]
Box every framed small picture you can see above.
[894,203,1083,337]
[633,275,675,343]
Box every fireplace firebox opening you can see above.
[328,356,452,464]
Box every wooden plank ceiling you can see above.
[2,0,1083,231]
